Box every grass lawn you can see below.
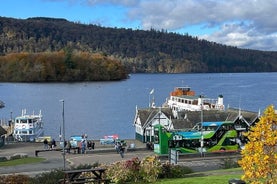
[156,168,243,184]
[0,157,45,167]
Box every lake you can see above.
[0,73,277,140]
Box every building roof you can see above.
[135,107,173,128]
[135,107,259,131]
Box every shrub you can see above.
[0,156,7,162]
[106,156,162,183]
[10,153,28,160]
[139,155,162,183]
[0,174,30,184]
[159,162,193,178]
[29,169,64,184]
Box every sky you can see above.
[1,0,277,51]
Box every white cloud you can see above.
[127,0,277,50]
[44,0,277,50]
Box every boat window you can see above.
[22,119,27,124]
[29,130,32,134]
[22,131,27,134]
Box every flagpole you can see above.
[149,88,154,108]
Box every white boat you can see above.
[13,109,44,142]
[164,86,224,114]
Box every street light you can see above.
[60,99,65,170]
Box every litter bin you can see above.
[228,179,246,184]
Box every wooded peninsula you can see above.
[1,16,277,82]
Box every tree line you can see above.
[0,51,127,82]
[1,16,277,77]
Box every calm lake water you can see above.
[0,73,277,140]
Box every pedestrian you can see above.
[115,142,119,153]
[118,143,124,158]
[43,138,48,150]
[92,141,95,150]
[81,135,86,154]
[87,140,92,150]
[51,138,56,149]
[66,140,71,153]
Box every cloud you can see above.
[128,0,277,50]
[200,22,277,51]
[43,0,277,50]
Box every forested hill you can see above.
[1,16,277,73]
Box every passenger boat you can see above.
[13,110,44,142]
[164,86,225,112]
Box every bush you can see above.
[139,155,162,182]
[10,153,28,160]
[159,162,193,178]
[0,174,30,184]
[29,169,64,184]
[0,156,7,162]
[106,156,162,183]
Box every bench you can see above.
[59,168,110,184]
[35,147,80,156]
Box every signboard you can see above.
[170,149,178,164]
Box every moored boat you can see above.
[13,109,44,142]
[164,86,224,113]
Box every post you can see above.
[200,103,204,157]
[60,99,65,170]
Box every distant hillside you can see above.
[1,16,277,73]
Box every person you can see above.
[81,135,86,154]
[43,138,48,150]
[51,138,56,149]
[66,140,71,153]
[118,143,124,158]
[115,142,119,153]
[87,140,92,150]
[92,141,95,150]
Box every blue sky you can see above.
[1,0,277,51]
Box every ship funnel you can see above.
[218,95,224,106]
[198,95,203,106]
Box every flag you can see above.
[150,88,154,95]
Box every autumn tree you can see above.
[238,105,277,183]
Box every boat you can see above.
[163,86,225,113]
[13,109,44,142]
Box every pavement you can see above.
[0,140,238,177]
[0,139,152,177]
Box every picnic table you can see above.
[59,167,110,184]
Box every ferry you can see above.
[164,86,225,112]
[13,110,44,142]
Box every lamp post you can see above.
[60,99,65,170]
[200,103,204,157]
